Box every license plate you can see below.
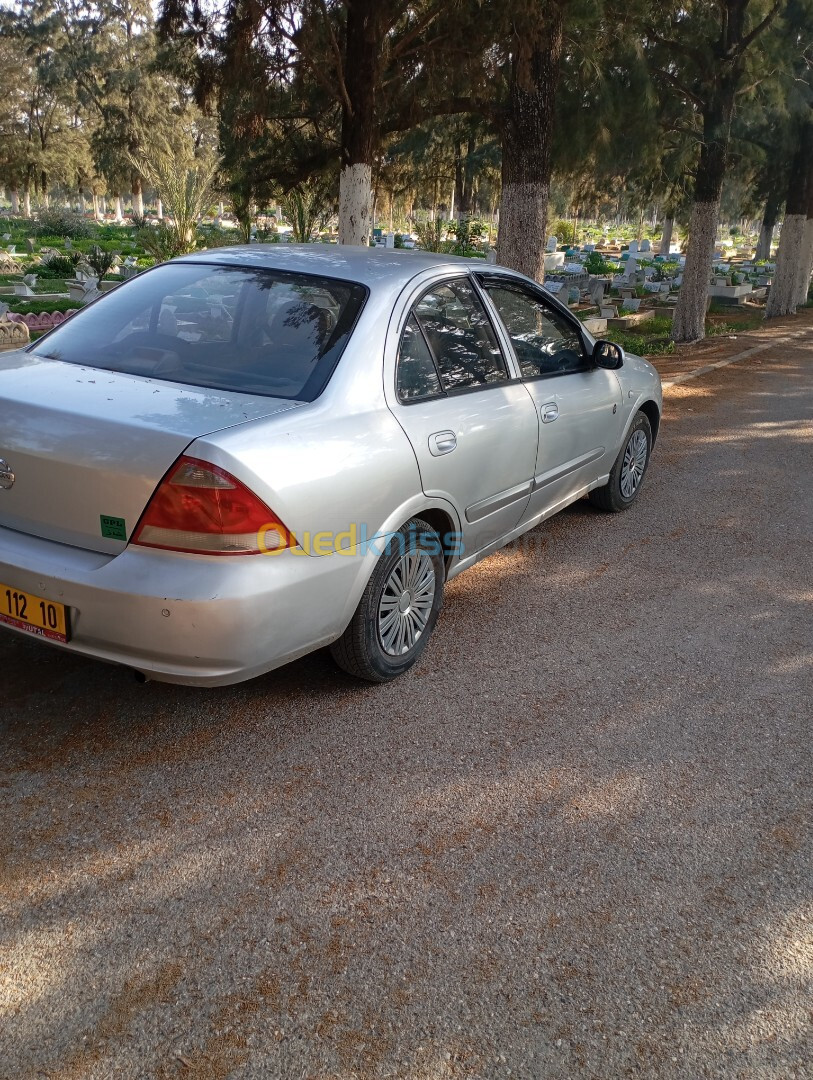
[0,583,70,642]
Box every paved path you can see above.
[1,330,812,1079]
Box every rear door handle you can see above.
[429,430,457,456]
[541,402,559,423]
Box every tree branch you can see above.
[652,68,706,111]
[735,0,783,56]
[645,26,705,65]
[389,2,446,61]
[382,97,499,136]
[313,0,352,117]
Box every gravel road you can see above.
[1,333,811,1080]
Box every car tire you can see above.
[330,517,445,683]
[589,411,653,513]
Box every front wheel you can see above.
[589,411,653,512]
[330,518,445,682]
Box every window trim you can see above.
[395,274,519,405]
[473,272,593,381]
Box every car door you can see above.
[389,276,539,557]
[475,274,624,517]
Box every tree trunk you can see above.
[157,198,163,219]
[114,195,123,223]
[132,174,144,218]
[793,170,813,307]
[755,222,773,261]
[672,89,734,342]
[766,122,813,319]
[659,217,674,255]
[338,0,381,245]
[92,193,100,219]
[795,216,813,307]
[10,189,19,215]
[755,192,782,261]
[23,183,31,218]
[496,6,565,281]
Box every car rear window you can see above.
[31,263,368,401]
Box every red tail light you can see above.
[133,456,295,556]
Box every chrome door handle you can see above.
[429,430,457,456]
[541,402,559,423]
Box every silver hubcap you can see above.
[620,428,648,499]
[378,551,436,657]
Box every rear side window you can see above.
[412,279,508,392]
[397,314,443,401]
[31,263,367,401]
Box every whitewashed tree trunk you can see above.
[92,193,100,220]
[793,216,813,307]
[659,217,674,255]
[156,198,163,219]
[766,214,807,317]
[23,188,31,217]
[672,200,719,342]
[114,196,123,223]
[78,193,85,215]
[132,188,144,217]
[497,181,549,282]
[10,189,19,215]
[339,163,372,246]
[755,221,773,261]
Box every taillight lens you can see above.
[132,456,295,556]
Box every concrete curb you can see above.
[662,328,811,389]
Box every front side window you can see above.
[411,279,508,392]
[480,279,586,378]
[30,263,367,401]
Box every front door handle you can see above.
[541,402,559,423]
[429,430,457,456]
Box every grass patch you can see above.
[706,312,765,334]
[605,314,676,357]
[7,298,80,314]
[34,279,72,293]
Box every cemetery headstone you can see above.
[639,239,651,252]
[546,235,558,252]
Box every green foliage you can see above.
[135,224,191,262]
[279,181,333,243]
[553,220,577,246]
[84,245,117,278]
[36,254,80,278]
[414,218,447,252]
[584,252,619,275]
[34,210,93,239]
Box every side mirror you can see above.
[593,339,624,369]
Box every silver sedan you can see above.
[0,246,661,684]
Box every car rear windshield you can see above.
[30,262,368,401]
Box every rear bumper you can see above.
[0,526,372,685]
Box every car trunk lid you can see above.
[0,352,302,554]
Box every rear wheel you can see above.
[330,518,445,682]
[589,411,653,512]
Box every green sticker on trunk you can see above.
[100,515,127,541]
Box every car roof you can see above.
[178,243,521,292]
